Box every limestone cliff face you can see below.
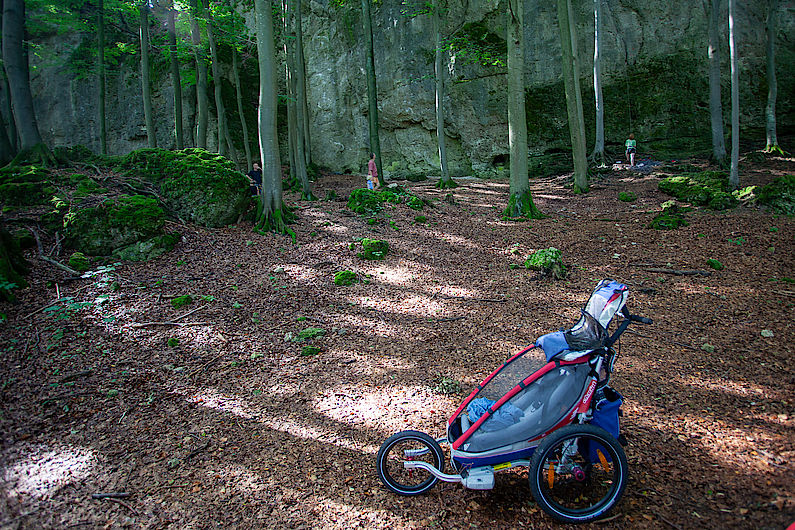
[29,0,794,177]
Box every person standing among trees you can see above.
[625,134,637,167]
[247,162,263,195]
[367,152,378,190]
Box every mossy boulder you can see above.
[334,270,358,286]
[64,194,166,256]
[757,175,795,216]
[0,166,50,207]
[347,188,383,214]
[119,148,249,227]
[112,232,181,262]
[524,247,566,279]
[359,238,389,260]
[649,201,689,230]
[68,252,91,272]
[658,170,737,210]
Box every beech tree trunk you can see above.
[590,0,605,166]
[728,0,739,189]
[206,9,228,157]
[167,0,183,149]
[189,0,208,149]
[294,0,311,166]
[503,0,541,219]
[286,0,312,199]
[232,49,252,171]
[764,0,779,152]
[558,0,588,193]
[97,0,107,155]
[254,0,290,233]
[139,2,156,148]
[361,0,384,186]
[704,0,726,164]
[2,0,47,153]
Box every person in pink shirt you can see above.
[367,153,378,190]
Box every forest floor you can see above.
[0,153,794,530]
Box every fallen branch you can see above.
[435,316,466,322]
[59,370,93,383]
[644,268,711,277]
[104,497,138,516]
[652,510,684,530]
[173,304,209,322]
[188,351,226,377]
[184,440,211,461]
[129,321,209,328]
[29,227,80,276]
[91,492,130,500]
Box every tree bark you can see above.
[361,0,384,186]
[2,0,48,154]
[231,48,252,171]
[254,0,291,234]
[558,0,588,193]
[97,0,107,155]
[205,8,228,157]
[287,0,312,198]
[503,0,541,219]
[764,0,779,153]
[589,0,605,166]
[294,0,311,166]
[139,2,156,148]
[433,2,455,189]
[728,0,739,189]
[705,0,726,164]
[189,0,208,149]
[167,0,184,149]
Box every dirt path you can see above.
[1,159,793,529]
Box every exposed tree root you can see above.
[436,178,458,190]
[502,190,544,220]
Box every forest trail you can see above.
[1,159,793,529]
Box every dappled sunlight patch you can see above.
[281,264,325,283]
[1,443,96,500]
[179,387,376,454]
[185,388,256,420]
[313,384,451,435]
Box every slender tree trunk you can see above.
[704,0,726,164]
[189,0,208,149]
[433,3,454,189]
[728,0,739,189]
[2,0,49,157]
[285,0,312,199]
[167,0,183,149]
[232,49,252,170]
[361,0,384,186]
[764,0,779,153]
[294,0,311,166]
[283,0,296,181]
[254,0,291,234]
[2,75,16,151]
[139,2,156,148]
[0,2,15,163]
[589,0,605,166]
[205,9,227,157]
[558,0,588,193]
[503,0,541,219]
[97,0,107,155]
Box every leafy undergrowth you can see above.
[0,154,793,529]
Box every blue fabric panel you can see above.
[467,398,525,432]
[535,331,569,361]
[586,394,622,462]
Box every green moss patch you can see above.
[334,270,358,286]
[618,192,637,202]
[658,170,738,210]
[296,327,326,341]
[757,175,795,216]
[649,201,689,230]
[171,295,193,310]
[301,345,321,356]
[68,252,90,272]
[0,166,49,207]
[524,247,566,279]
[706,259,724,270]
[347,186,426,215]
[358,238,389,260]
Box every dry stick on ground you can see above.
[91,492,130,500]
[129,304,209,328]
[104,497,138,516]
[652,510,684,530]
[644,268,712,277]
[188,351,227,377]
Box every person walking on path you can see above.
[367,153,378,190]
[625,134,637,167]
